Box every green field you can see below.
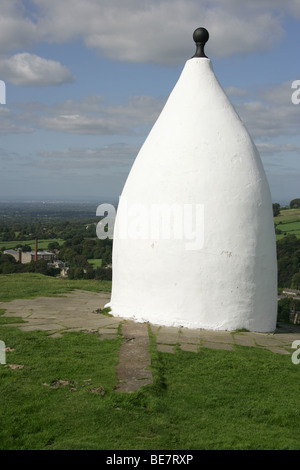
[88,259,102,267]
[0,273,300,450]
[274,208,300,240]
[274,208,300,223]
[0,239,64,251]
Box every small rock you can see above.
[50,379,77,389]
[6,364,24,370]
[87,386,105,396]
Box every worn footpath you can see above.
[1,290,299,392]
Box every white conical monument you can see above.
[108,28,277,332]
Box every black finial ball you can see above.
[193,27,209,45]
[192,27,209,58]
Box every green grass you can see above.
[274,208,300,223]
[0,323,299,450]
[0,273,111,302]
[88,259,102,267]
[0,308,25,325]
[0,273,299,450]
[0,327,123,450]
[275,208,300,240]
[278,221,300,231]
[147,345,300,450]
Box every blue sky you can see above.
[0,0,299,206]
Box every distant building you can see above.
[47,260,69,278]
[3,249,55,264]
[31,251,55,262]
[282,289,300,299]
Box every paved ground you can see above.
[1,289,300,392]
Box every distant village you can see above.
[3,240,69,278]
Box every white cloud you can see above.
[0,53,75,86]
[36,144,140,173]
[225,86,249,98]
[0,0,38,52]
[37,95,165,134]
[256,143,299,155]
[2,76,299,143]
[0,0,295,64]
[0,106,34,134]
[0,94,164,135]
[236,95,299,140]
[257,81,299,106]
[33,0,287,63]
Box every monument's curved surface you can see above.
[108,28,277,332]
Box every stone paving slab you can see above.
[180,343,199,353]
[265,347,291,355]
[157,344,176,354]
[2,291,299,356]
[252,335,286,347]
[233,334,256,347]
[270,333,300,345]
[2,291,300,392]
[0,290,115,336]
[201,341,234,351]
[115,321,153,393]
[199,331,234,344]
[19,323,63,332]
[155,325,181,345]
[179,329,202,344]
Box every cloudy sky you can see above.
[0,0,299,205]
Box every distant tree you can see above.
[22,244,32,252]
[95,267,112,281]
[85,224,97,237]
[1,231,14,241]
[0,253,17,264]
[48,241,60,251]
[291,272,300,290]
[82,246,94,259]
[59,247,77,263]
[0,253,23,274]
[84,267,95,279]
[290,199,300,209]
[33,259,48,276]
[277,297,292,323]
[68,267,84,279]
[73,255,89,267]
[0,263,18,274]
[272,203,280,217]
[67,267,75,279]
[277,235,300,288]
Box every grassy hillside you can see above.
[0,273,111,302]
[274,208,300,240]
[0,273,300,450]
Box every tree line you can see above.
[273,198,300,217]
[277,235,300,290]
[0,236,113,281]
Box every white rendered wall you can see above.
[109,58,278,332]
